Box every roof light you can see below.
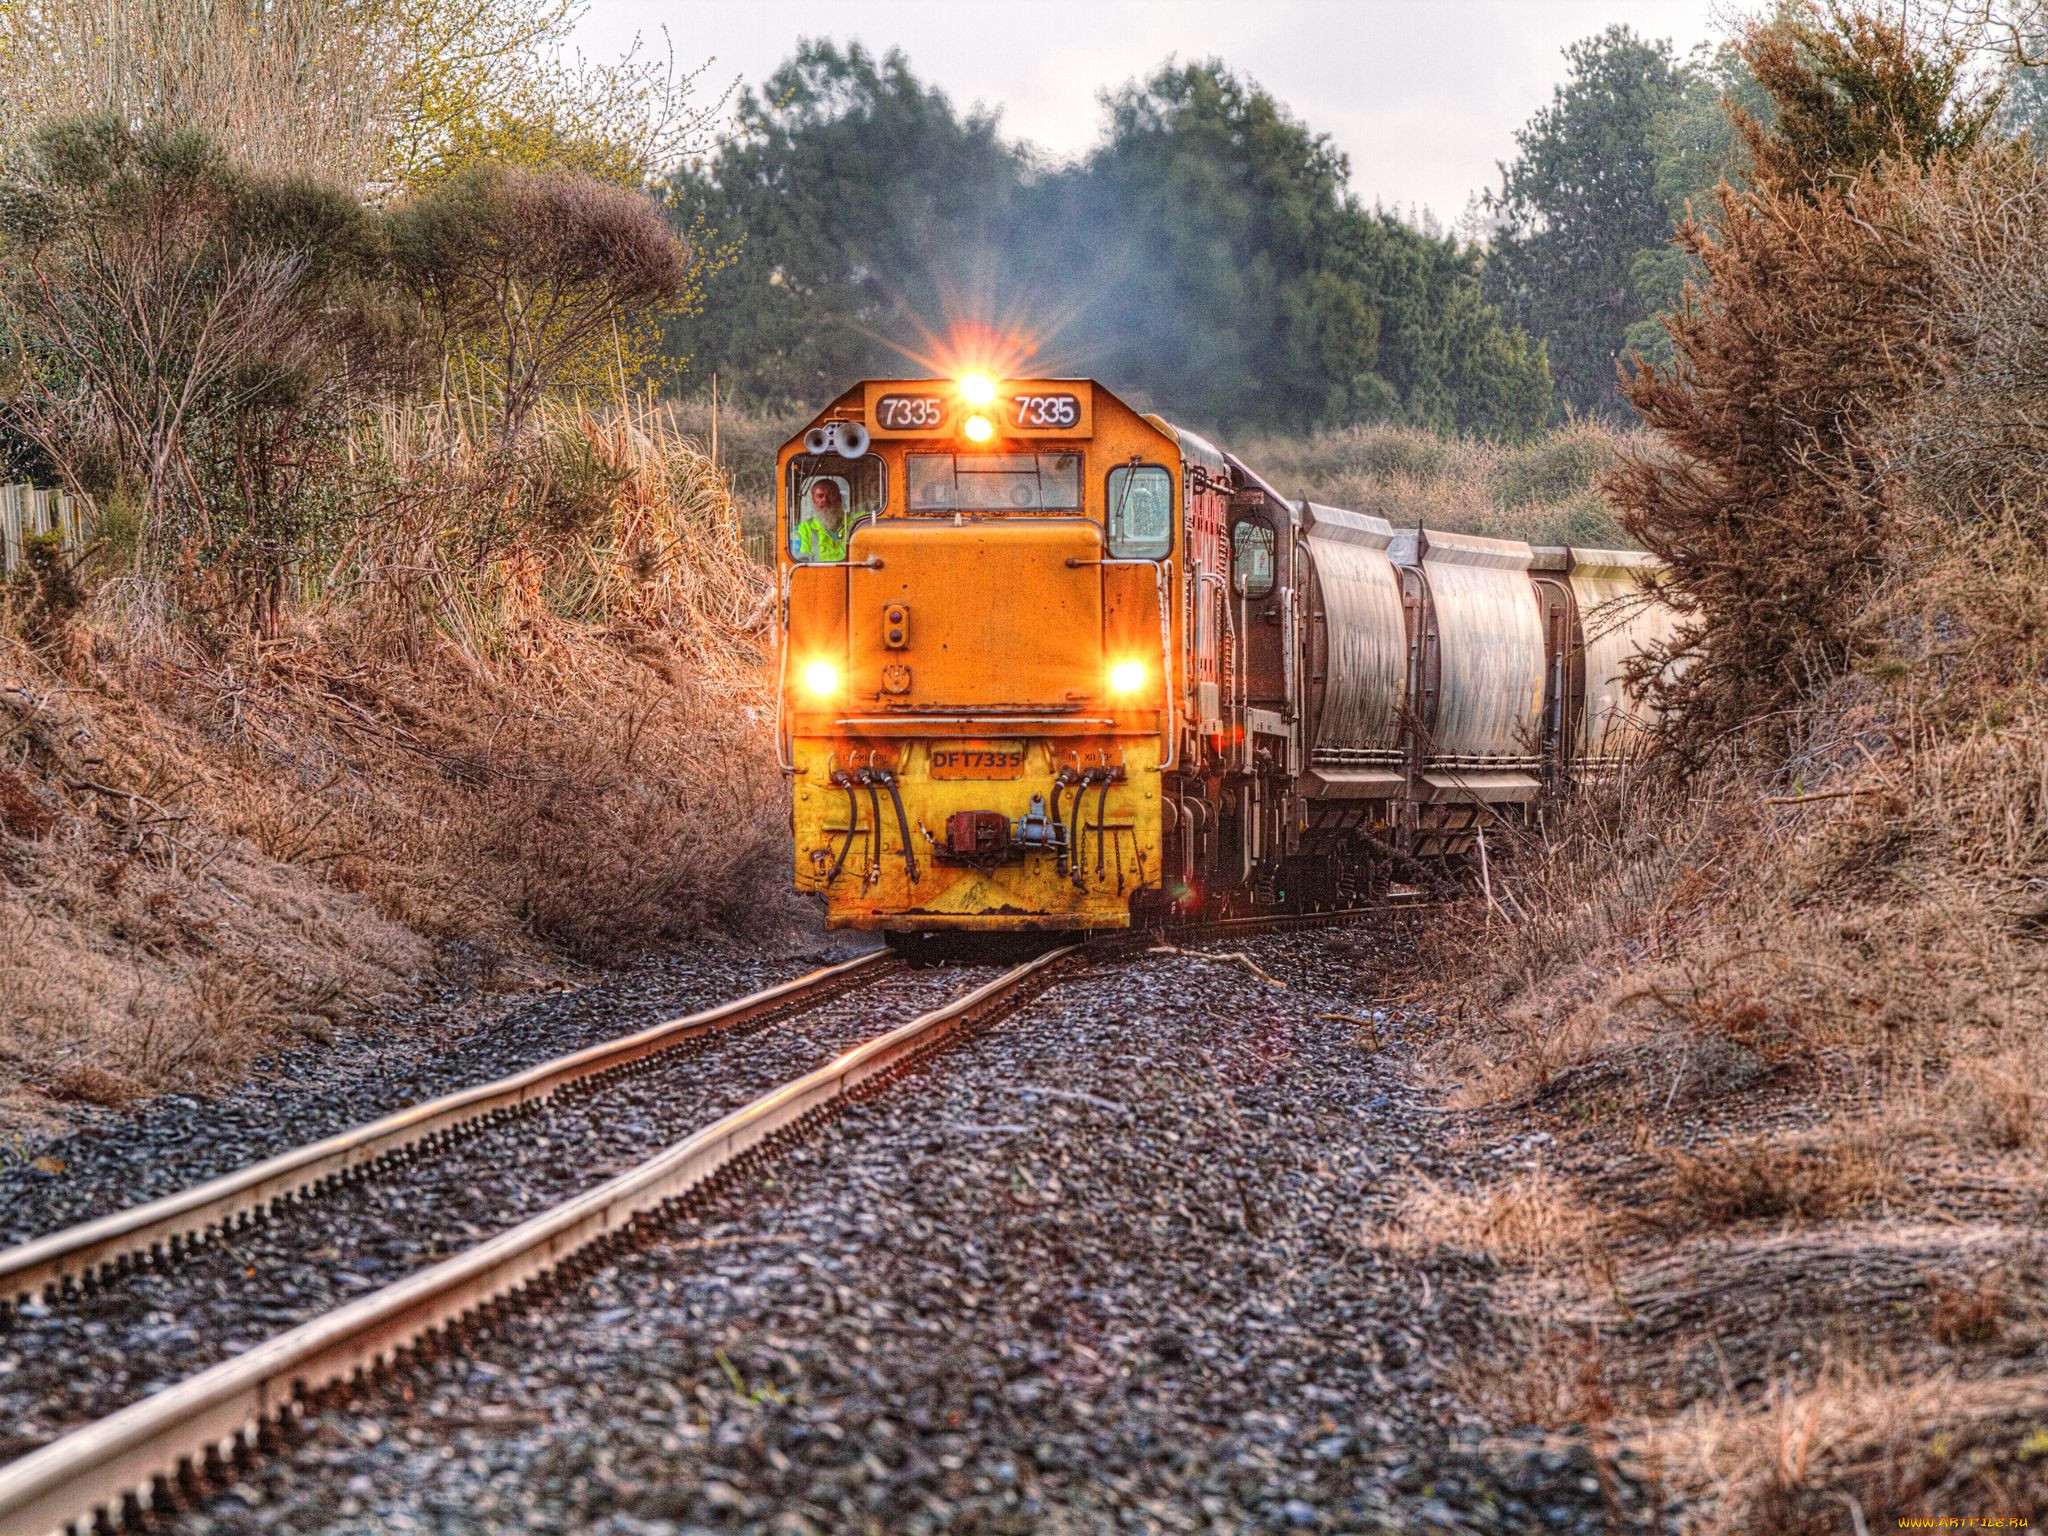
[802,659,840,698]
[962,413,995,444]
[1109,660,1145,694]
[958,372,996,405]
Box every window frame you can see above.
[786,453,887,561]
[1105,461,1175,560]
[902,449,1086,516]
[1230,515,1278,599]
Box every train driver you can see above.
[794,478,850,562]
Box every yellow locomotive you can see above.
[775,375,1673,936]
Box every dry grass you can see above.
[1380,1159,1605,1269]
[1409,538,2048,1529]
[0,401,779,1131]
[1648,1124,1907,1231]
[1668,1361,2048,1534]
[1393,105,2048,1536]
[1239,418,1635,548]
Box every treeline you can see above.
[665,46,1551,439]
[671,22,2048,434]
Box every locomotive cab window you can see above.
[1231,518,1277,599]
[906,451,1082,514]
[1106,463,1173,559]
[787,453,885,562]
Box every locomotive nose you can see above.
[847,521,1106,713]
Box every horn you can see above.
[804,426,829,455]
[836,422,870,458]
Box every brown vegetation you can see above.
[1242,417,1632,548]
[0,403,773,1132]
[1389,9,2048,1530]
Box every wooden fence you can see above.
[0,484,85,574]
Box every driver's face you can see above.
[810,483,843,522]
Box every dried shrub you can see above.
[1650,1127,1903,1230]
[0,768,59,838]
[1381,1160,1603,1269]
[1610,11,2006,757]
[1927,1270,2008,1347]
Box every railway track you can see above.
[0,950,898,1316]
[0,903,1420,1536]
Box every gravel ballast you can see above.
[0,939,870,1247]
[164,928,1665,1535]
[0,958,999,1460]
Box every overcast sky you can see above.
[574,0,1733,219]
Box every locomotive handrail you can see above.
[774,561,796,772]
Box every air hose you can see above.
[856,768,883,886]
[879,771,919,883]
[825,770,860,885]
[1067,769,1095,889]
[1050,765,1079,874]
[1094,773,1114,877]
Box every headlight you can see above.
[962,412,995,444]
[958,373,996,405]
[802,660,840,698]
[1109,660,1145,694]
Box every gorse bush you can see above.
[1611,8,2004,756]
[0,116,400,589]
[389,165,690,443]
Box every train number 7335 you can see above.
[874,394,945,431]
[1009,393,1081,430]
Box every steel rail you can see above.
[0,946,1073,1536]
[1164,887,1430,942]
[0,950,895,1314]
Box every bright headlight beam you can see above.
[1109,660,1145,694]
[802,659,840,698]
[962,413,995,444]
[958,373,996,405]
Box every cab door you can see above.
[1229,498,1285,708]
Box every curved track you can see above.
[0,952,894,1317]
[0,903,1424,1536]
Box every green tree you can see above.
[1741,1,2000,196]
[1037,60,1548,436]
[1486,26,1690,418]
[672,50,1549,439]
[665,41,1027,404]
[1622,42,1771,368]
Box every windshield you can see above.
[906,452,1083,514]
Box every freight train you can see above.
[774,375,1674,937]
